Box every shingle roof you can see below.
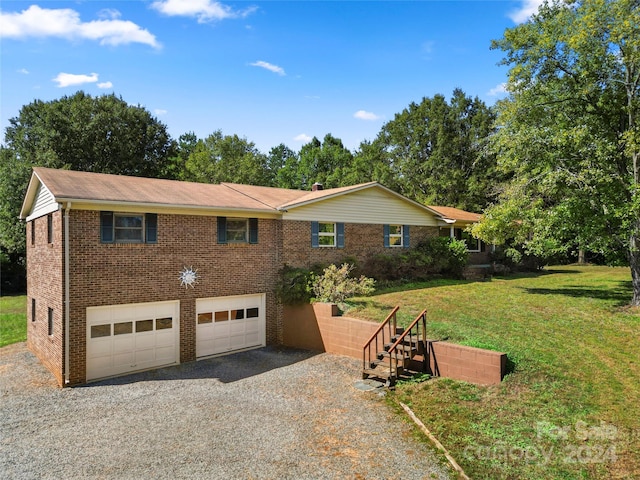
[222,181,379,210]
[24,168,386,217]
[428,206,482,223]
[32,167,272,211]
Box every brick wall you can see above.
[65,210,282,385]
[283,303,506,385]
[26,211,64,385]
[281,220,439,269]
[283,303,380,358]
[428,341,506,385]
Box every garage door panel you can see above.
[196,294,265,358]
[90,339,112,357]
[112,351,134,368]
[156,345,175,361]
[229,323,246,335]
[245,319,260,332]
[135,334,156,349]
[113,337,134,353]
[87,300,179,381]
[155,331,174,346]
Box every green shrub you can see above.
[414,236,468,276]
[362,237,469,282]
[312,263,375,305]
[275,265,313,305]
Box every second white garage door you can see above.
[196,293,266,358]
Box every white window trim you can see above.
[450,226,481,252]
[389,225,404,248]
[465,237,482,253]
[318,222,336,248]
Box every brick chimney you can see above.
[312,182,323,191]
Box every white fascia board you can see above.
[19,171,43,220]
[55,198,282,218]
[25,202,61,222]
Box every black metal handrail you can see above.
[362,306,399,374]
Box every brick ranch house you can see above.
[20,167,487,386]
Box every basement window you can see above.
[48,308,54,336]
[47,214,53,244]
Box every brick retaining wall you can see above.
[283,303,506,385]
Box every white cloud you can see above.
[509,0,544,23]
[97,9,122,20]
[488,83,507,97]
[154,109,168,116]
[354,110,381,121]
[18,68,29,74]
[0,5,160,48]
[422,40,435,54]
[52,72,98,88]
[250,61,285,76]
[97,81,113,89]
[294,133,312,143]
[151,0,257,23]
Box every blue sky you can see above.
[0,1,542,153]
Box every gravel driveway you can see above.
[0,343,450,479]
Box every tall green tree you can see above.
[183,130,270,186]
[375,89,498,211]
[0,92,176,283]
[473,0,640,302]
[268,143,300,189]
[297,134,354,189]
[164,131,198,180]
[344,139,398,189]
[5,91,175,177]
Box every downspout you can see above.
[64,202,71,385]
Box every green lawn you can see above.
[348,265,639,480]
[0,295,27,347]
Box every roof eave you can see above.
[55,197,281,217]
[19,171,43,220]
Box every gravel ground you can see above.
[0,343,451,479]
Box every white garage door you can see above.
[196,294,266,358]
[87,300,180,381]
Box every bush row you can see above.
[276,237,469,305]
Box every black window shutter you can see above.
[336,223,345,248]
[311,221,319,248]
[383,224,390,248]
[100,212,114,243]
[145,214,158,244]
[249,218,258,244]
[217,217,227,244]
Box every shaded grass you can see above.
[348,266,640,479]
[0,295,27,347]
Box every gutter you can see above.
[64,202,70,385]
[54,198,281,217]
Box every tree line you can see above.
[2,0,639,303]
[0,88,499,277]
